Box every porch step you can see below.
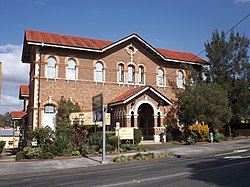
[139,140,161,145]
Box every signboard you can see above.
[69,112,110,126]
[119,127,134,140]
[92,94,103,122]
[116,122,120,130]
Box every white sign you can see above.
[116,122,120,130]
[119,127,134,140]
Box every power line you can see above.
[189,13,250,62]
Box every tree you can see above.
[0,112,11,127]
[178,83,232,131]
[56,97,81,136]
[204,30,250,123]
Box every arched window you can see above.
[157,68,164,86]
[138,65,144,84]
[118,64,124,83]
[67,58,76,80]
[47,56,56,78]
[131,111,134,127]
[95,61,104,82]
[128,65,135,83]
[178,70,184,88]
[157,112,161,127]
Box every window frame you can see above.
[118,63,124,83]
[47,56,56,78]
[44,105,56,114]
[157,68,164,86]
[138,65,144,84]
[67,58,76,80]
[177,70,184,88]
[95,61,104,82]
[128,65,135,83]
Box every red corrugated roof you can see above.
[25,30,113,49]
[156,48,207,64]
[109,86,147,104]
[10,111,27,119]
[25,30,207,64]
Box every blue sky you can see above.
[0,0,249,114]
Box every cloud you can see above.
[235,0,250,3]
[0,44,29,114]
[0,95,23,114]
[32,0,46,6]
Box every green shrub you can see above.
[187,135,196,145]
[214,133,225,142]
[121,144,134,151]
[81,144,90,156]
[107,136,118,149]
[105,144,113,152]
[39,152,54,159]
[136,145,148,152]
[71,150,80,156]
[134,129,142,144]
[15,151,25,161]
[87,131,103,151]
[23,147,43,159]
[0,140,5,154]
[52,135,72,156]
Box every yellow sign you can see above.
[70,112,110,126]
[119,128,134,140]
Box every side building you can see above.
[21,30,207,142]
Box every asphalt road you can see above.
[1,149,250,187]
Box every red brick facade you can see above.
[22,30,206,141]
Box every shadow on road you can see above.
[187,157,250,187]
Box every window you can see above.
[157,112,161,127]
[128,65,135,83]
[178,70,184,88]
[131,111,134,127]
[118,64,124,83]
[44,105,56,114]
[95,61,104,82]
[157,68,164,86]
[67,58,76,80]
[47,56,56,78]
[138,66,144,84]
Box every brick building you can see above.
[21,30,207,142]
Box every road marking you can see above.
[214,149,248,157]
[99,172,190,187]
[224,156,242,159]
[233,149,248,153]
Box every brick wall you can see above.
[37,41,181,110]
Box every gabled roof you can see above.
[10,111,27,120]
[109,85,172,106]
[25,30,113,50]
[19,85,29,100]
[23,30,207,65]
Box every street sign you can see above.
[92,94,103,122]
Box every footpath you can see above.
[0,138,250,176]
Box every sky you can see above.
[0,0,249,115]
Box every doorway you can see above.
[138,103,154,140]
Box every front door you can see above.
[138,103,154,140]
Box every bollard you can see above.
[210,132,213,143]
